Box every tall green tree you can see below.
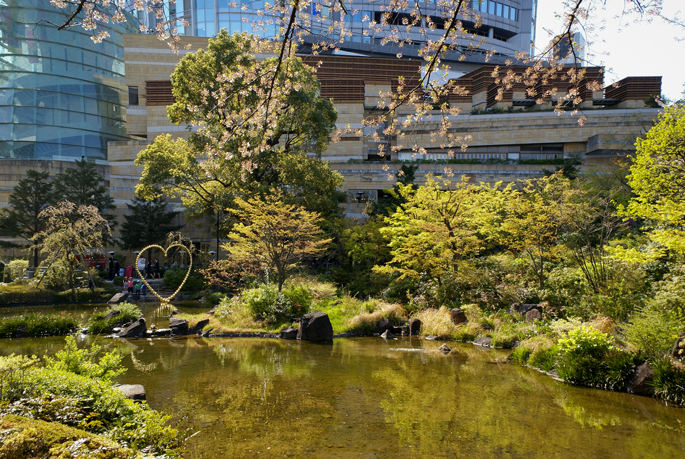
[618,106,685,260]
[0,170,54,268]
[118,195,182,261]
[135,32,343,247]
[53,159,116,228]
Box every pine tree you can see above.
[0,170,54,268]
[53,159,116,228]
[119,195,182,260]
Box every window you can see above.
[128,86,139,106]
[510,7,517,21]
[503,5,509,18]
[488,1,495,14]
[496,2,502,16]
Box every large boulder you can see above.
[408,318,422,335]
[511,303,540,315]
[438,343,451,354]
[169,317,189,336]
[107,293,129,305]
[116,318,146,338]
[190,318,210,335]
[626,362,655,396]
[297,312,333,341]
[116,384,146,402]
[450,309,467,325]
[375,317,392,334]
[525,309,542,322]
[281,327,298,340]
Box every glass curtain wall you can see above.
[0,0,134,160]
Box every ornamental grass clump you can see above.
[510,335,558,372]
[344,302,407,334]
[413,306,482,340]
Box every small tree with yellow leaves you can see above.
[223,192,331,291]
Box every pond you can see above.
[2,328,685,458]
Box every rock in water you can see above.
[169,309,181,318]
[190,318,210,335]
[15,326,27,338]
[408,318,422,335]
[280,327,298,340]
[169,317,189,336]
[116,318,146,338]
[297,312,333,341]
[104,309,120,320]
[438,343,451,354]
[525,309,542,322]
[107,293,129,304]
[626,362,655,396]
[473,336,492,347]
[116,384,146,402]
[375,317,391,334]
[380,329,394,340]
[450,308,467,325]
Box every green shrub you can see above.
[242,284,312,324]
[623,308,683,360]
[0,285,57,305]
[556,326,638,390]
[112,275,124,287]
[53,287,112,303]
[5,259,28,283]
[529,346,559,372]
[0,313,79,338]
[510,336,558,371]
[650,358,685,405]
[163,267,207,292]
[87,303,141,334]
[0,338,179,456]
[202,291,226,307]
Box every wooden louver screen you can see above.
[145,80,175,106]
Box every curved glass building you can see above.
[0,0,135,161]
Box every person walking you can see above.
[154,258,161,279]
[108,257,114,280]
[114,259,120,278]
[146,260,153,279]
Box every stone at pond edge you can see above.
[450,308,468,325]
[473,336,492,347]
[297,312,334,341]
[169,309,181,318]
[208,305,219,315]
[116,318,146,338]
[115,384,146,402]
[104,309,120,320]
[425,335,438,341]
[14,326,27,338]
[375,317,391,334]
[190,319,210,335]
[438,343,451,354]
[408,318,421,335]
[626,362,655,396]
[169,317,189,336]
[107,293,129,304]
[281,327,298,340]
[525,309,542,322]
[671,331,685,360]
[381,330,394,340]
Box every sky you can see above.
[535,1,685,101]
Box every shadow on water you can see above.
[1,332,685,458]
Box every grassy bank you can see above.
[0,338,181,457]
[0,312,80,338]
[0,284,116,306]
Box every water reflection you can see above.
[1,335,684,458]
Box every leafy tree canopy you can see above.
[53,159,116,227]
[119,195,182,256]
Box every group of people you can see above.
[143,258,161,279]
[124,277,148,301]
[107,257,120,280]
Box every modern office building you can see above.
[141,0,538,63]
[0,0,136,162]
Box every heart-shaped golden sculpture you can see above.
[134,244,192,304]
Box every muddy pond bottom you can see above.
[5,336,685,458]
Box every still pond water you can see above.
[2,304,685,459]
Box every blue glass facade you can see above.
[0,0,135,161]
